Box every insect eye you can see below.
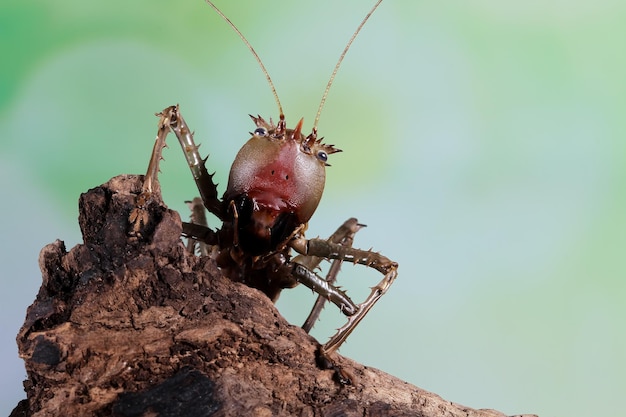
[254,127,268,137]
[316,151,328,162]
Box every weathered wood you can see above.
[14,175,537,417]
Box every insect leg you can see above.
[130,106,223,232]
[295,218,364,333]
[129,107,177,233]
[183,197,210,256]
[301,259,343,333]
[289,263,359,316]
[164,105,223,220]
[289,234,398,355]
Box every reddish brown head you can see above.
[209,0,381,255]
[224,114,340,254]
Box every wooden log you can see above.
[13,175,537,417]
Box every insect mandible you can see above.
[130,0,397,379]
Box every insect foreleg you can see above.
[301,259,343,333]
[289,263,359,316]
[295,218,364,333]
[322,263,396,355]
[161,105,223,219]
[129,107,177,233]
[290,235,397,276]
[131,105,223,234]
[290,230,398,355]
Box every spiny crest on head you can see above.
[249,114,281,135]
[313,138,342,159]
[303,126,341,157]
[249,114,341,157]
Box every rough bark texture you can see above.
[13,175,537,417]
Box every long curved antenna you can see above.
[205,0,284,118]
[313,0,383,131]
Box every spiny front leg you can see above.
[129,107,176,233]
[289,230,398,356]
[164,105,223,219]
[130,105,223,236]
[289,263,359,317]
[293,218,365,333]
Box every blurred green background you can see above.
[2,1,625,415]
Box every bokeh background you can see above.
[2,1,625,415]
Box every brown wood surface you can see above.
[13,175,537,417]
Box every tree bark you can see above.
[13,175,537,417]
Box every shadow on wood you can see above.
[13,175,537,417]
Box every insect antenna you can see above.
[313,0,383,133]
[205,0,284,119]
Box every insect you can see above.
[130,0,397,380]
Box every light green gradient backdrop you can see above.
[1,1,625,416]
